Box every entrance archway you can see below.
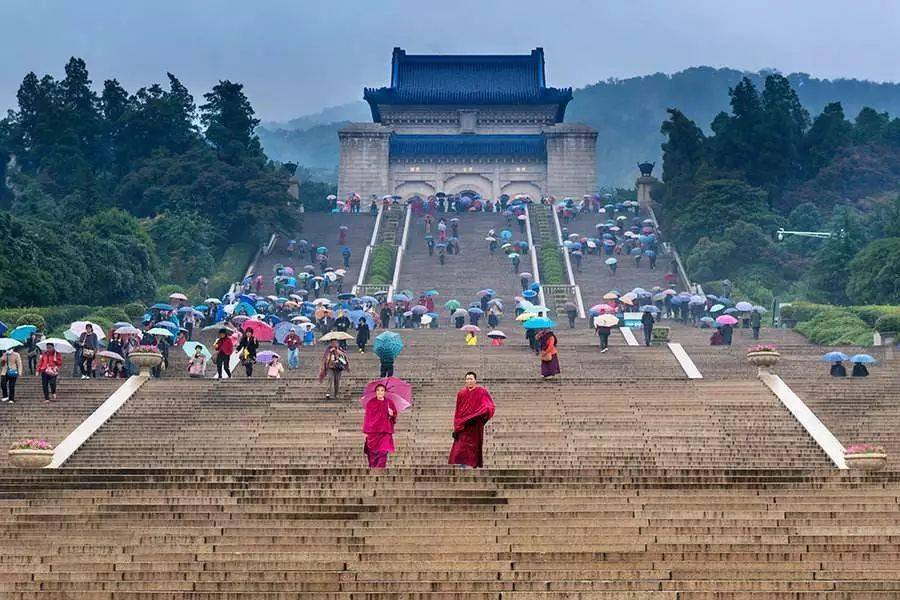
[444,174,492,199]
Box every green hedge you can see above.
[851,305,900,327]
[781,301,872,345]
[367,244,396,286]
[0,305,98,333]
[538,246,565,285]
[874,314,900,333]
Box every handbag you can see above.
[6,368,17,378]
[44,365,59,377]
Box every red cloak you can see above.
[448,386,495,468]
[363,398,397,454]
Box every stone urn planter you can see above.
[651,326,670,344]
[746,350,780,369]
[8,448,54,468]
[129,351,162,376]
[845,447,887,471]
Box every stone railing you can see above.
[352,205,385,295]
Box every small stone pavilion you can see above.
[338,48,597,201]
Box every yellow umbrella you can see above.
[516,312,537,321]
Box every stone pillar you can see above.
[492,166,501,200]
[337,123,392,200]
[544,123,598,198]
[635,162,658,208]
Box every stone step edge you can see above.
[47,376,149,469]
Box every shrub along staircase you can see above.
[528,204,570,318]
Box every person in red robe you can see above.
[448,371,495,468]
[362,383,397,468]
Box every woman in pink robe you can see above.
[448,371,496,468]
[362,383,397,468]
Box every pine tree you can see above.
[200,80,261,164]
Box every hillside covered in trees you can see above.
[259,67,900,187]
[655,73,900,310]
[0,58,301,308]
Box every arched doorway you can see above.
[444,174,492,199]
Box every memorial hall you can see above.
[338,47,597,201]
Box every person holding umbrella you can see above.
[448,371,495,469]
[319,339,350,399]
[536,329,560,378]
[213,328,234,379]
[356,317,371,353]
[361,382,398,469]
[851,354,876,377]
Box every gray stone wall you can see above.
[337,123,392,200]
[389,159,547,199]
[544,123,598,198]
[379,105,558,135]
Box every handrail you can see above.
[524,205,546,307]
[226,233,272,299]
[387,204,412,302]
[549,204,586,318]
[354,205,385,294]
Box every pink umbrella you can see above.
[360,377,412,412]
[597,304,617,314]
[256,351,280,364]
[461,325,480,333]
[242,319,274,342]
[716,315,739,326]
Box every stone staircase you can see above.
[253,212,376,297]
[398,213,524,305]
[2,468,900,598]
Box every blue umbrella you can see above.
[500,230,513,240]
[393,294,410,302]
[644,250,657,258]
[349,310,375,329]
[629,247,643,256]
[424,290,439,296]
[522,290,538,299]
[274,322,305,344]
[154,321,179,333]
[9,325,37,342]
[640,305,660,313]
[822,351,849,362]
[316,246,328,254]
[182,341,212,360]
[193,305,209,312]
[360,296,378,304]
[234,302,257,316]
[468,307,484,316]
[337,293,355,300]
[374,331,404,361]
[523,317,556,329]
[850,354,878,364]
[238,294,255,305]
[150,303,173,311]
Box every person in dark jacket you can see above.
[830,361,847,377]
[356,319,371,353]
[750,310,762,340]
[78,324,100,379]
[641,311,655,347]
[596,325,612,352]
[236,329,259,377]
[851,362,868,377]
[721,323,734,346]
[334,311,352,349]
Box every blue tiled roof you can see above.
[365,48,572,122]
[389,134,546,159]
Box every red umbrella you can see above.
[242,319,274,342]
[360,377,412,412]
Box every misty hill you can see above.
[258,66,900,188]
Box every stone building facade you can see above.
[338,48,597,201]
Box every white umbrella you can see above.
[204,298,221,304]
[169,292,188,301]
[70,321,106,340]
[312,298,331,306]
[0,339,22,351]
[38,338,75,354]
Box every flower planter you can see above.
[8,449,54,468]
[746,350,780,369]
[129,351,162,376]
[845,452,887,471]
[651,327,670,343]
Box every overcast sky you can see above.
[3,0,899,122]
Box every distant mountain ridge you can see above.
[258,66,900,188]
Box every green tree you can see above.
[660,108,705,183]
[671,179,778,248]
[801,102,851,175]
[807,211,866,304]
[147,211,222,283]
[853,107,890,143]
[755,74,809,194]
[846,237,900,304]
[200,80,261,164]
